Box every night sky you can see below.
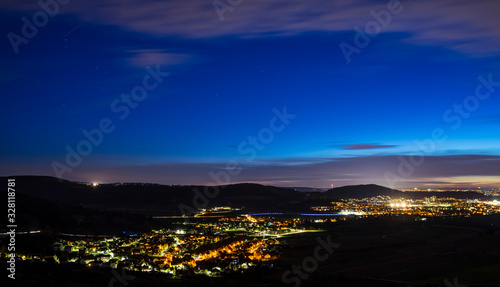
[1,0,500,189]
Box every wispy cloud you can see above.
[83,154,500,188]
[6,154,499,189]
[3,0,500,56]
[337,143,398,150]
[126,49,190,67]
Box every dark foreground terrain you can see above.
[2,176,499,286]
[2,215,500,287]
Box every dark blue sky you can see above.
[1,0,500,188]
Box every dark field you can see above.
[277,215,500,286]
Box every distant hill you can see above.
[1,176,491,237]
[286,187,329,192]
[1,176,489,216]
[324,183,487,200]
[325,184,403,199]
[0,176,304,214]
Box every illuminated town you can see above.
[312,196,500,217]
[5,194,500,280]
[7,213,301,278]
[49,230,280,277]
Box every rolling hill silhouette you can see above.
[2,176,487,215]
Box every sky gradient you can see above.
[1,0,500,189]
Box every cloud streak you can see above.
[3,0,500,56]
[4,154,499,189]
[337,143,398,150]
[126,49,190,67]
